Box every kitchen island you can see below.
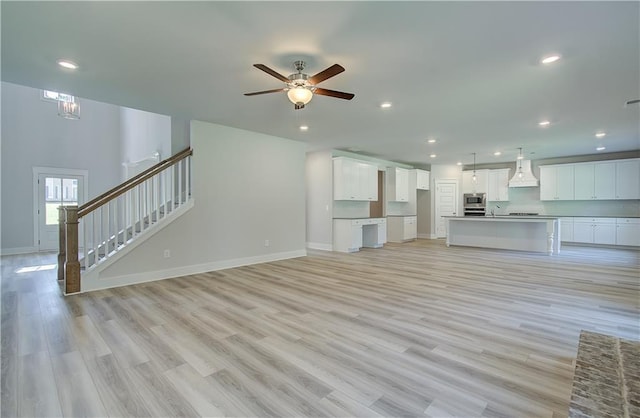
[445,216,560,255]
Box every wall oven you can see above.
[463,193,486,216]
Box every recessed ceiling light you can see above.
[57,59,78,70]
[493,151,501,156]
[541,54,561,64]
[596,146,606,151]
[380,102,392,109]
[456,162,462,166]
[427,139,436,144]
[299,125,308,131]
[538,120,551,126]
[595,132,606,138]
[429,154,436,158]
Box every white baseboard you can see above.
[0,246,39,256]
[80,249,308,293]
[417,233,431,239]
[307,242,333,251]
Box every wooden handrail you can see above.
[78,147,192,217]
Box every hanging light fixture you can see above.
[517,147,524,178]
[472,152,477,183]
[58,98,80,120]
[286,86,313,109]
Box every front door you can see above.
[434,180,458,238]
[35,168,87,251]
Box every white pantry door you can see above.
[434,180,458,238]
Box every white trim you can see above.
[83,199,194,275]
[307,242,333,251]
[0,246,39,256]
[33,166,89,251]
[80,248,307,293]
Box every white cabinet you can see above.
[616,218,640,246]
[387,167,410,202]
[539,165,575,200]
[387,216,417,242]
[574,162,616,200]
[615,159,640,199]
[333,157,378,201]
[414,169,430,190]
[333,218,386,252]
[541,159,639,201]
[560,217,574,242]
[487,169,510,201]
[573,218,616,245]
[462,170,489,194]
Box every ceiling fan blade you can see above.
[309,64,345,85]
[244,88,285,96]
[253,64,290,83]
[314,88,355,100]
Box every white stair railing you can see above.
[59,148,192,294]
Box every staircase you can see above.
[57,148,193,294]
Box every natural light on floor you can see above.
[15,264,56,274]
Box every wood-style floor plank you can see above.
[1,240,638,417]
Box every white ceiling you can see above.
[2,1,639,166]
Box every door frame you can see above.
[434,179,459,238]
[33,166,89,251]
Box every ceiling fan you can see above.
[244,60,355,110]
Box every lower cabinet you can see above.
[573,218,616,245]
[560,217,574,242]
[333,218,386,252]
[616,218,640,246]
[387,216,417,243]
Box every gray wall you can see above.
[1,82,122,251]
[98,120,307,279]
[306,150,333,249]
[120,107,171,177]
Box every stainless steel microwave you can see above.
[463,193,486,207]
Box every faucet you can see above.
[491,205,501,217]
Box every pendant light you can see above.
[472,152,477,183]
[517,147,524,178]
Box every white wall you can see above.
[97,121,307,282]
[1,82,122,251]
[306,151,333,250]
[120,107,171,179]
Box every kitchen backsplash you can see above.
[488,187,640,217]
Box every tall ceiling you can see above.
[2,1,639,166]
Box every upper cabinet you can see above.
[540,158,639,201]
[615,159,640,199]
[539,165,575,200]
[387,167,410,202]
[487,169,510,201]
[333,157,378,201]
[414,169,430,190]
[462,170,489,194]
[574,162,616,200]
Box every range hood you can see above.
[509,160,539,187]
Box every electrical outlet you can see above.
[163,249,171,258]
[264,239,270,247]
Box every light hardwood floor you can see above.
[1,240,638,417]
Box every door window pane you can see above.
[45,177,79,225]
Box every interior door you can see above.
[435,180,458,238]
[37,173,85,251]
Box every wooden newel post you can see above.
[58,206,66,282]
[64,206,81,294]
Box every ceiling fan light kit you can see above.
[245,60,355,110]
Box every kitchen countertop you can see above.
[446,216,560,220]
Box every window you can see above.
[42,90,75,103]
